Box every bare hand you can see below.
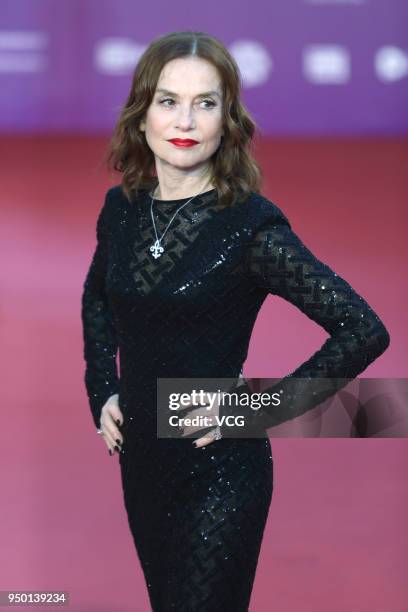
[177,391,222,448]
[99,394,124,455]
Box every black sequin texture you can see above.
[81,186,390,611]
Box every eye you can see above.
[201,99,216,109]
[160,98,175,107]
[159,98,217,109]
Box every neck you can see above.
[152,177,214,200]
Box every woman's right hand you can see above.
[99,394,124,455]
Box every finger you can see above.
[101,429,117,453]
[104,396,124,427]
[101,420,123,449]
[194,435,216,448]
[178,399,219,438]
[180,409,220,436]
[180,425,202,437]
[106,401,124,424]
[105,410,125,446]
[180,420,217,437]
[192,426,220,446]
[100,415,123,451]
[108,405,124,428]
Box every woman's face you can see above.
[140,56,224,174]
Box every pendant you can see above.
[150,239,164,259]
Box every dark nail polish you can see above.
[115,438,122,446]
[108,449,112,456]
[114,445,119,452]
[116,419,122,427]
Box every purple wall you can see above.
[1,0,407,135]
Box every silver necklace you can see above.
[149,183,210,259]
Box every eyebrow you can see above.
[155,88,221,99]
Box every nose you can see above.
[175,104,196,130]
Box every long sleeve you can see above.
[81,190,120,429]
[221,208,391,436]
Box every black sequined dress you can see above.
[81,186,390,611]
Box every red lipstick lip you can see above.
[168,138,199,146]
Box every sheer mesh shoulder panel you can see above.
[81,189,120,429]
[222,210,390,434]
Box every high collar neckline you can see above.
[147,187,217,205]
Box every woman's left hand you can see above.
[176,391,221,447]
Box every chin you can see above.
[164,154,206,167]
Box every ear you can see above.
[140,118,146,132]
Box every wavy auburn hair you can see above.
[105,31,263,208]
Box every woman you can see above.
[81,31,390,611]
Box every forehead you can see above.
[156,57,222,94]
